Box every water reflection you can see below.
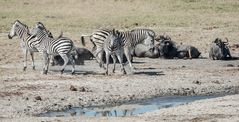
[39,95,219,117]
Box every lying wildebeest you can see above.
[156,35,178,59]
[209,38,232,60]
[156,35,201,59]
[52,47,94,66]
[132,44,160,58]
[176,44,201,59]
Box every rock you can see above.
[193,80,201,85]
[70,85,77,91]
[35,96,42,101]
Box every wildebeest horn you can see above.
[225,37,229,43]
[223,37,229,45]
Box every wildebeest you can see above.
[209,38,232,60]
[176,44,201,59]
[52,47,94,66]
[156,35,201,59]
[156,35,178,59]
[132,44,160,58]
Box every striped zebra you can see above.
[81,28,155,70]
[8,20,38,71]
[33,22,64,66]
[103,29,126,75]
[29,24,76,74]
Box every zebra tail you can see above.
[80,34,90,46]
[57,31,63,38]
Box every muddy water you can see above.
[38,95,219,117]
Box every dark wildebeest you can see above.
[156,35,178,59]
[52,47,94,66]
[209,38,232,60]
[176,44,201,59]
[132,44,160,58]
[156,35,201,59]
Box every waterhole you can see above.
[38,95,219,117]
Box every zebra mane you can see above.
[15,20,29,32]
[14,20,31,38]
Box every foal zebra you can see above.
[30,25,76,74]
[8,20,38,71]
[81,28,155,70]
[104,29,126,75]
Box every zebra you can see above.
[8,20,38,71]
[81,28,155,70]
[33,22,64,66]
[103,29,126,75]
[29,25,76,74]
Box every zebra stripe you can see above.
[88,28,155,70]
[103,29,126,75]
[29,25,75,74]
[8,20,38,71]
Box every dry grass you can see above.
[0,0,239,32]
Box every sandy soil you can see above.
[1,29,239,121]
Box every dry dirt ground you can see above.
[1,31,239,121]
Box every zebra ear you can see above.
[112,29,116,36]
[15,20,20,23]
[115,30,120,36]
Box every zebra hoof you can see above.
[112,69,115,73]
[61,69,64,74]
[105,71,109,75]
[32,66,36,70]
[71,71,75,75]
[122,70,126,75]
[43,70,48,75]
[131,67,136,71]
[23,67,27,71]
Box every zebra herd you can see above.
[8,20,76,74]
[8,20,156,75]
[8,20,233,75]
[81,28,155,74]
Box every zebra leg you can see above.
[98,51,105,69]
[97,51,106,69]
[69,54,75,75]
[93,50,105,69]
[124,47,135,70]
[23,49,28,71]
[42,51,49,74]
[50,55,55,66]
[105,51,110,75]
[111,54,117,73]
[59,54,69,74]
[116,51,126,75]
[30,51,35,70]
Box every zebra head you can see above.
[31,22,53,38]
[30,25,48,38]
[106,29,121,52]
[8,20,29,39]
